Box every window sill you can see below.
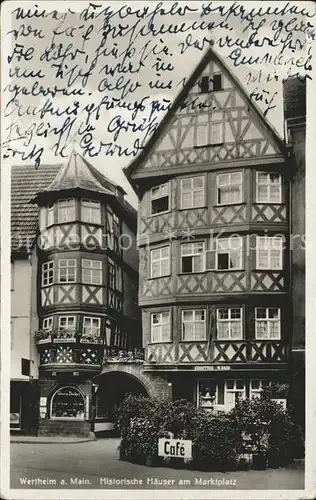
[149,210,172,218]
[254,269,283,272]
[148,274,171,280]
[255,201,283,205]
[194,143,224,149]
[148,341,173,345]
[179,205,207,211]
[214,202,246,208]
[254,338,282,342]
[180,339,207,343]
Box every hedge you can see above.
[114,393,302,471]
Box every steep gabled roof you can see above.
[34,150,126,199]
[124,45,287,189]
[11,163,61,253]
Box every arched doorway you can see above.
[93,372,149,435]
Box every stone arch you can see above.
[98,363,172,400]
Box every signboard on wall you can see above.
[10,412,20,428]
[51,386,85,419]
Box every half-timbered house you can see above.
[10,152,141,436]
[124,46,305,414]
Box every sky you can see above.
[2,0,313,207]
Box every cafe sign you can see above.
[158,438,192,459]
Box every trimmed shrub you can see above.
[230,393,299,468]
[192,412,241,471]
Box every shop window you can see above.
[50,386,85,419]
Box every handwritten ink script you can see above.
[2,1,314,166]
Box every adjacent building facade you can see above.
[10,153,141,436]
[124,48,305,418]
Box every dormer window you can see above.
[150,183,170,215]
[57,199,75,223]
[199,73,222,94]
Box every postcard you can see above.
[1,1,316,499]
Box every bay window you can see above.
[182,309,206,341]
[217,172,243,205]
[217,308,243,339]
[255,308,281,339]
[151,311,171,342]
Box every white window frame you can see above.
[217,172,243,205]
[58,259,77,283]
[195,122,224,147]
[81,199,101,224]
[250,379,271,399]
[42,261,54,287]
[150,246,170,278]
[83,316,101,337]
[181,309,207,341]
[215,236,243,270]
[82,259,103,285]
[255,308,281,340]
[256,236,283,270]
[42,317,53,331]
[151,311,171,343]
[108,259,116,289]
[47,204,54,226]
[150,183,170,216]
[58,316,76,332]
[180,242,205,273]
[57,199,75,223]
[216,308,243,340]
[256,172,282,203]
[223,379,246,407]
[180,176,205,209]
